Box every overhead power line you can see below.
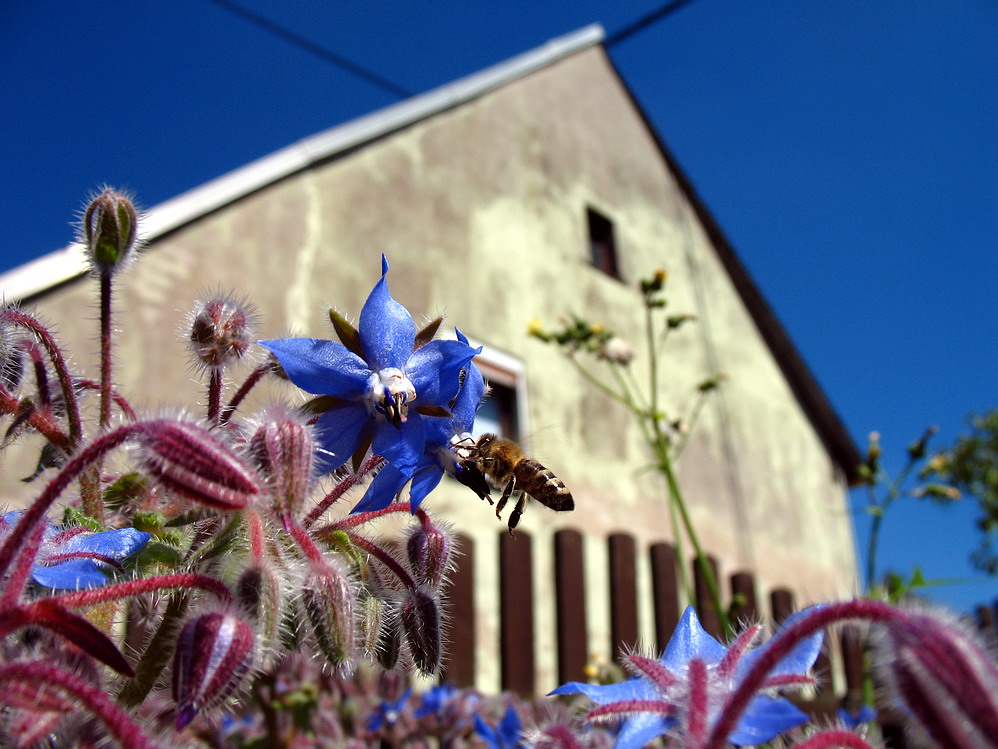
[605,0,697,47]
[207,0,414,99]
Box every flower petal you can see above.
[616,714,676,749]
[359,263,416,371]
[727,695,810,745]
[662,606,727,671]
[314,404,370,472]
[31,558,116,590]
[407,339,480,407]
[409,465,444,511]
[259,338,370,398]
[372,416,424,475]
[548,678,654,705]
[351,464,408,514]
[737,605,824,680]
[66,527,151,561]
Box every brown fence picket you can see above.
[608,533,639,659]
[650,542,680,651]
[770,587,795,625]
[729,571,758,623]
[442,532,475,687]
[693,554,722,638]
[554,529,588,684]
[499,530,535,695]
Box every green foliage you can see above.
[927,410,998,574]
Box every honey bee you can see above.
[461,433,574,533]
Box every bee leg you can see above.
[495,477,515,520]
[507,492,527,535]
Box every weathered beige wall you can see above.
[3,47,857,694]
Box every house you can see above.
[0,25,860,697]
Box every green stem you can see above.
[117,591,190,708]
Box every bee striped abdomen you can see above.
[514,459,574,511]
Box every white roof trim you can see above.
[1,24,604,303]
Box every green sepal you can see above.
[61,506,102,531]
[328,308,364,358]
[103,472,150,509]
[135,540,185,567]
[132,511,166,534]
[300,394,346,416]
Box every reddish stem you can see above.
[99,271,113,430]
[345,530,416,591]
[303,454,385,528]
[0,662,157,748]
[219,361,271,426]
[790,730,878,749]
[0,308,83,446]
[0,382,70,450]
[315,499,413,535]
[207,369,223,424]
[45,572,233,609]
[74,378,137,421]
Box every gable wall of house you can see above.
[3,45,856,693]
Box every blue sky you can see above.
[2,1,996,614]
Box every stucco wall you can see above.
[3,46,856,694]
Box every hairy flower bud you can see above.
[0,314,24,392]
[172,611,255,730]
[236,562,284,661]
[187,293,256,371]
[81,187,138,274]
[300,558,357,670]
[877,607,998,746]
[400,586,441,675]
[248,407,313,525]
[137,419,262,510]
[406,519,454,589]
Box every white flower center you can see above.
[366,368,416,428]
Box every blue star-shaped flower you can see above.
[473,704,523,749]
[550,606,823,748]
[351,329,487,514]
[367,688,412,732]
[259,256,480,479]
[0,511,151,590]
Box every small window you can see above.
[460,341,525,444]
[587,206,619,278]
[474,381,520,442]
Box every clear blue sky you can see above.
[2,1,996,614]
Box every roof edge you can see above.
[2,23,605,302]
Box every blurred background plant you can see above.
[529,270,729,636]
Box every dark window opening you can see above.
[474,381,519,442]
[587,207,619,278]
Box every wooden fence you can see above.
[440,527,864,707]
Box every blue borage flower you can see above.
[259,256,480,484]
[352,329,487,514]
[0,511,150,590]
[473,704,524,749]
[367,688,412,732]
[550,606,823,748]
